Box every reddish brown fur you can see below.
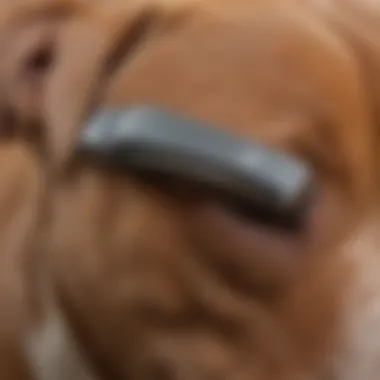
[0,0,380,379]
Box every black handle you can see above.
[79,106,313,219]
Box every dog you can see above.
[0,0,380,379]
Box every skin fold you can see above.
[0,0,380,379]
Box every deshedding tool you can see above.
[79,106,313,220]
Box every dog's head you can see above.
[0,0,379,379]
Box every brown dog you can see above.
[1,0,380,379]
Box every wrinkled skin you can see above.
[0,0,380,379]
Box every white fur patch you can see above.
[26,304,99,380]
[24,270,99,380]
[328,220,380,380]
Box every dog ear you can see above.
[310,0,380,106]
[0,0,88,148]
[305,0,380,193]
[0,0,185,163]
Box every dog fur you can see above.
[1,0,380,379]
